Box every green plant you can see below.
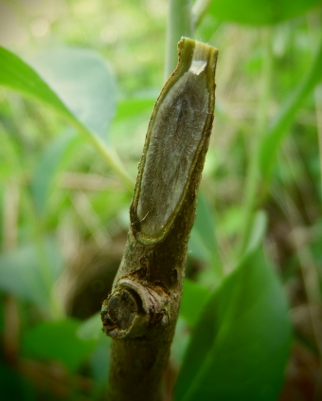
[0,0,321,400]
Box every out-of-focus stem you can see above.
[165,0,193,79]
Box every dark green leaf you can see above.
[22,319,97,373]
[175,247,292,401]
[0,362,36,401]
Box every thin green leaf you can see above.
[259,35,322,181]
[245,210,268,254]
[175,247,292,401]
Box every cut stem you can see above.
[102,38,218,401]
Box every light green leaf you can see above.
[29,48,116,142]
[22,319,96,373]
[0,46,132,188]
[77,312,104,341]
[175,247,292,401]
[200,0,321,26]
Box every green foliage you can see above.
[22,319,97,373]
[0,239,64,314]
[0,0,321,399]
[0,47,116,142]
[176,247,291,401]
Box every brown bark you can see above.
[101,37,218,401]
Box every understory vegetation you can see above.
[0,0,322,400]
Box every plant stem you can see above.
[238,29,273,257]
[102,38,218,401]
[165,0,193,79]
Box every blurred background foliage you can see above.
[0,0,322,400]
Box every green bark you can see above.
[101,38,218,401]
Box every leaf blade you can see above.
[175,247,292,401]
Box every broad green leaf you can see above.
[0,239,64,313]
[259,36,322,181]
[31,131,80,214]
[180,279,210,327]
[202,0,321,26]
[29,48,116,142]
[175,247,291,401]
[22,319,96,373]
[0,46,116,142]
[0,47,134,188]
[0,46,73,121]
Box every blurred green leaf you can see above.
[180,279,210,327]
[189,192,221,276]
[22,319,97,373]
[90,336,111,398]
[203,0,321,26]
[0,46,74,121]
[0,46,116,142]
[0,239,64,313]
[31,131,80,215]
[0,47,134,188]
[29,48,116,142]
[192,192,217,259]
[175,247,291,401]
[245,210,268,254]
[259,35,322,181]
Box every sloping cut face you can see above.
[131,38,218,245]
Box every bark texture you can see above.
[101,37,218,401]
